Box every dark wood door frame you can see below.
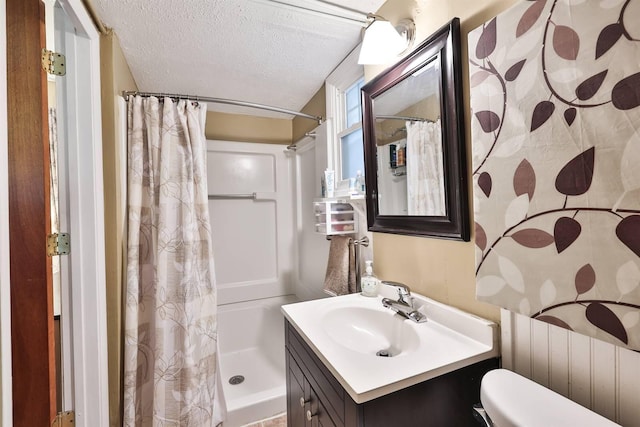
[6,0,57,425]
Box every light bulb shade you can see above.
[358,19,408,65]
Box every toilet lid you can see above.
[480,369,620,427]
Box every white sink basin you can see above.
[282,286,499,403]
[322,306,420,357]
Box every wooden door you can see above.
[6,0,57,425]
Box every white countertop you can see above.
[282,288,499,403]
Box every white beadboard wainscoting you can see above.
[501,309,640,426]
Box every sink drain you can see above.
[229,375,245,385]
[376,349,393,357]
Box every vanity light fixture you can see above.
[358,15,416,65]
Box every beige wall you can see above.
[368,0,520,323]
[293,83,326,143]
[205,80,325,146]
[205,110,292,144]
[100,31,137,427]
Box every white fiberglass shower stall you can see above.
[207,128,334,426]
[207,140,295,305]
[206,139,297,426]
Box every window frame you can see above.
[325,46,365,182]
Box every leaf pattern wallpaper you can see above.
[469,0,640,350]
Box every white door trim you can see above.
[55,0,109,424]
[0,0,14,424]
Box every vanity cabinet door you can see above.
[287,350,341,427]
[287,351,310,427]
[309,385,338,427]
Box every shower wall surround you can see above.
[469,0,640,351]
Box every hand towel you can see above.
[323,236,357,296]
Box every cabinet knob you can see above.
[306,410,317,421]
[299,397,309,408]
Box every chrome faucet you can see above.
[380,281,427,323]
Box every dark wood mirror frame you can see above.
[361,18,469,241]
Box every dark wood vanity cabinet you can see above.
[285,320,498,427]
[287,354,338,427]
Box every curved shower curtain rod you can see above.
[122,91,324,124]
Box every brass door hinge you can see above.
[52,411,74,427]
[41,49,66,76]
[47,232,70,256]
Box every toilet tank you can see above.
[480,369,620,426]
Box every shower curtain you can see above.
[406,119,445,216]
[123,96,224,426]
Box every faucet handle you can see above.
[398,289,413,307]
[381,281,412,306]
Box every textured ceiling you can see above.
[93,0,387,118]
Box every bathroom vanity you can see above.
[286,320,497,426]
[282,289,500,426]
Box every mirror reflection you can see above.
[373,59,445,216]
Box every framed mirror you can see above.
[362,18,469,240]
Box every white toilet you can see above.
[478,369,620,426]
